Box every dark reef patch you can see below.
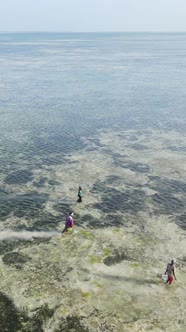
[105,213,123,226]
[2,252,31,269]
[112,159,150,173]
[104,175,122,185]
[147,176,186,218]
[0,202,12,219]
[0,292,27,332]
[0,192,48,220]
[32,134,86,159]
[91,180,147,214]
[148,176,186,195]
[0,238,50,256]
[0,187,9,194]
[150,193,184,215]
[78,213,123,228]
[28,212,62,231]
[4,170,33,185]
[40,155,66,166]
[104,250,130,266]
[93,189,146,214]
[53,202,71,216]
[176,213,186,230]
[25,304,54,332]
[0,241,19,255]
[0,293,54,332]
[103,247,143,266]
[55,315,89,332]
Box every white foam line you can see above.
[0,230,60,241]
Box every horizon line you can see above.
[0,30,186,34]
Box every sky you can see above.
[0,0,186,32]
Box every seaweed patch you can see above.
[150,193,184,215]
[2,252,31,269]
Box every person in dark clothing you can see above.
[77,186,83,203]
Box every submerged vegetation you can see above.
[0,32,186,331]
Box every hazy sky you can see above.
[1,0,186,32]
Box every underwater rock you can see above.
[54,315,89,332]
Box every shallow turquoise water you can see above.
[0,33,186,231]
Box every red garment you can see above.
[168,276,174,285]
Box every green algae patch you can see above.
[89,255,102,264]
[33,293,42,299]
[92,281,103,288]
[103,247,112,256]
[59,307,70,315]
[80,230,92,238]
[82,292,91,298]
[112,228,121,233]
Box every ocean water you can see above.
[0,33,186,330]
[0,32,186,229]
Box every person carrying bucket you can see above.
[164,259,177,285]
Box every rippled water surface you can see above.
[0,32,186,228]
[0,32,186,331]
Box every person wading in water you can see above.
[62,212,74,233]
[77,186,83,203]
[164,259,176,285]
